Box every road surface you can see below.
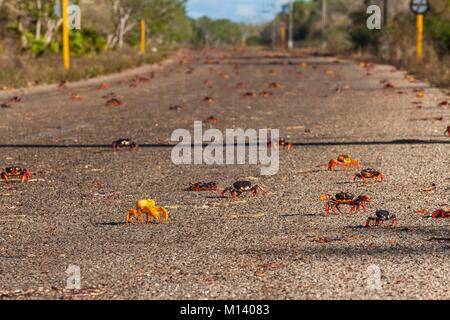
[0,49,449,299]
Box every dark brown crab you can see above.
[1,167,32,183]
[366,210,398,227]
[352,168,385,182]
[320,192,371,216]
[221,181,269,199]
[112,139,139,151]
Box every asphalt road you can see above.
[0,49,449,300]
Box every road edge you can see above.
[0,49,188,99]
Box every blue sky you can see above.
[187,0,288,23]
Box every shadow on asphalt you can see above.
[0,139,449,149]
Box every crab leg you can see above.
[125,209,138,224]
[156,207,169,223]
[147,208,161,223]
[325,203,331,216]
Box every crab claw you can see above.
[320,194,330,201]
[327,160,337,171]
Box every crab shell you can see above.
[375,210,396,221]
[335,192,354,201]
[232,181,253,191]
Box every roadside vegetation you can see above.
[1,0,449,89]
[0,0,244,88]
[252,0,450,87]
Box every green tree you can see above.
[192,17,242,47]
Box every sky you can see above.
[187,0,288,23]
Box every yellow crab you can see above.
[125,199,169,225]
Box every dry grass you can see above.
[0,47,173,89]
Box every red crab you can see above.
[259,91,273,97]
[327,155,361,171]
[268,82,284,89]
[431,209,450,219]
[352,168,385,182]
[445,126,450,137]
[106,98,125,107]
[69,94,83,101]
[206,116,220,123]
[320,192,371,216]
[1,167,32,183]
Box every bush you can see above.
[348,11,381,53]
[427,16,450,54]
[52,28,107,56]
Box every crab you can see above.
[259,91,273,97]
[112,139,139,151]
[221,181,269,199]
[169,105,184,111]
[1,167,32,183]
[125,199,168,225]
[69,93,83,101]
[445,126,450,137]
[185,182,218,192]
[268,82,284,89]
[320,192,371,216]
[203,96,215,103]
[206,116,220,123]
[243,91,257,98]
[352,168,385,182]
[327,155,361,171]
[105,98,125,107]
[267,138,294,150]
[366,210,398,227]
[431,209,450,219]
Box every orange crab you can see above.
[125,199,168,225]
[327,155,361,171]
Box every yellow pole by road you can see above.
[279,28,286,50]
[140,19,146,55]
[62,0,70,70]
[416,14,424,61]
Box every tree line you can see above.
[0,0,245,57]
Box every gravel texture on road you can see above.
[0,49,449,300]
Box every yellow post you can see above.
[62,0,70,70]
[280,28,286,50]
[416,14,424,61]
[140,19,146,55]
